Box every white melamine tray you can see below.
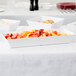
[27,16,64,29]
[66,22,76,33]
[1,27,76,48]
[0,19,20,32]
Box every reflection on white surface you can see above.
[0,8,5,12]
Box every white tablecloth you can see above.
[0,40,76,76]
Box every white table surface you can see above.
[0,6,76,16]
[0,40,76,76]
[0,7,76,76]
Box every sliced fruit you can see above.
[53,31,58,35]
[4,29,68,40]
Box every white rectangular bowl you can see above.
[1,28,76,48]
[27,16,64,29]
[66,21,76,33]
[4,35,76,48]
[0,19,20,32]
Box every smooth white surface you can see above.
[0,6,76,16]
[0,0,76,5]
[0,8,5,12]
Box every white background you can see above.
[0,0,76,5]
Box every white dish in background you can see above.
[60,22,76,33]
[0,19,20,32]
[27,16,64,29]
[41,16,64,28]
[1,28,76,48]
[66,22,76,33]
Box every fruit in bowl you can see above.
[4,29,68,40]
[38,20,54,24]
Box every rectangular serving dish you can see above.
[1,28,76,48]
[0,19,20,32]
[27,16,64,29]
[66,21,76,33]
